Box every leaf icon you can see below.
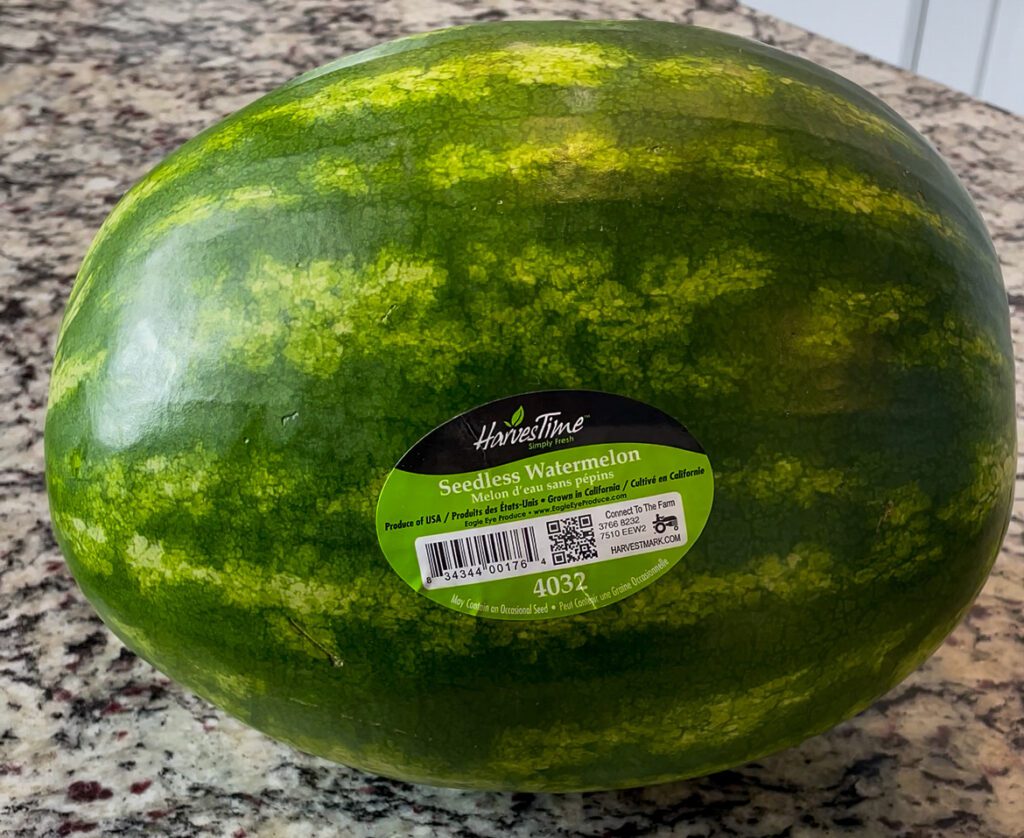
[503,421,512,428]
[510,405,525,427]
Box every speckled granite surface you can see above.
[1,0,1022,835]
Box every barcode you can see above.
[423,526,541,579]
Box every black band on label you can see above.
[398,390,704,475]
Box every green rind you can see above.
[46,21,1015,791]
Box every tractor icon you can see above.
[652,514,678,534]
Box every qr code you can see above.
[546,514,598,566]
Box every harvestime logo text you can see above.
[473,411,585,452]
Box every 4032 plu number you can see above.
[533,572,587,597]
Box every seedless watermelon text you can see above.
[437,448,642,496]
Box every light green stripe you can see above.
[113,531,475,658]
[645,56,914,147]
[106,133,959,257]
[264,43,633,124]
[84,41,929,253]
[48,349,107,410]
[146,185,305,239]
[103,608,270,705]
[422,132,952,236]
[424,132,683,188]
[264,46,914,155]
[62,440,849,644]
[487,624,910,786]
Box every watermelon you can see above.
[45,20,1015,792]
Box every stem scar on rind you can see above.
[875,499,895,533]
[286,616,344,667]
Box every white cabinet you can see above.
[915,0,995,95]
[749,0,922,65]
[748,0,1024,114]
[981,1,1024,114]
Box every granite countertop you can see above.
[1,0,1022,835]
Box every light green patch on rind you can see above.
[719,450,853,509]
[48,350,107,410]
[126,534,213,590]
[57,270,97,345]
[897,311,1008,372]
[619,246,774,394]
[645,56,913,148]
[617,542,838,632]
[79,153,207,276]
[53,513,112,575]
[51,445,224,565]
[146,186,305,240]
[864,482,938,582]
[500,663,815,759]
[299,155,370,196]
[267,45,915,157]
[424,131,682,189]
[266,43,633,124]
[126,534,360,625]
[195,248,452,381]
[197,668,269,709]
[116,445,220,520]
[786,282,931,366]
[449,241,774,393]
[506,242,616,290]
[646,55,778,96]
[637,246,774,320]
[938,437,1016,530]
[137,452,218,519]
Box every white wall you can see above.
[749,0,1024,115]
